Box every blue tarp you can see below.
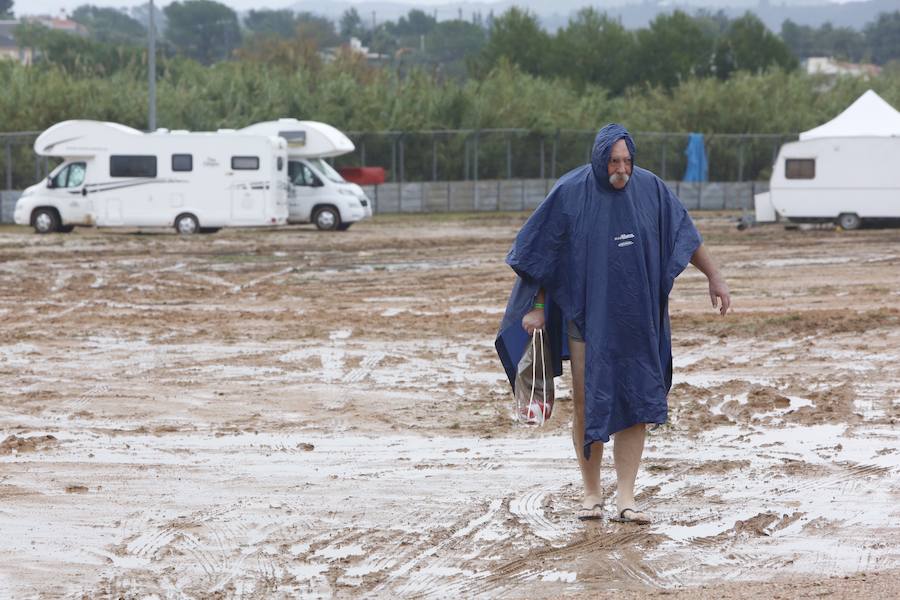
[683,132,708,182]
[495,124,702,456]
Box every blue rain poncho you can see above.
[496,124,702,455]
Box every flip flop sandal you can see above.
[576,503,604,521]
[610,507,651,524]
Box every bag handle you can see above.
[526,329,550,425]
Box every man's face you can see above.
[607,139,633,190]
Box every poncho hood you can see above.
[590,123,636,193]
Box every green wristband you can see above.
[533,303,545,309]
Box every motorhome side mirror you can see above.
[82,188,87,196]
[46,176,54,188]
[312,177,324,188]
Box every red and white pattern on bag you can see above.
[516,329,554,425]
[520,398,553,424]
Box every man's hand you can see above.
[522,308,545,335]
[709,276,731,316]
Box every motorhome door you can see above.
[48,161,92,225]
[229,155,267,223]
[287,160,325,222]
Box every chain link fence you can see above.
[0,132,52,191]
[334,129,796,184]
[0,128,796,191]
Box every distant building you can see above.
[22,16,88,36]
[0,21,32,65]
[0,17,87,66]
[321,37,385,63]
[805,57,881,78]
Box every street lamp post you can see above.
[148,0,157,131]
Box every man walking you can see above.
[496,124,730,524]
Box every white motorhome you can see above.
[240,119,372,231]
[14,120,289,234]
[754,90,900,229]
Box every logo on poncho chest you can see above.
[614,232,635,247]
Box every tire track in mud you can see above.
[453,528,668,597]
[342,352,385,384]
[508,486,574,544]
[770,460,898,498]
[372,499,507,598]
[117,502,297,595]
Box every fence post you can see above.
[432,134,438,182]
[391,136,397,183]
[661,137,667,180]
[539,137,545,180]
[737,136,745,182]
[463,137,469,181]
[5,142,11,190]
[551,129,559,180]
[473,130,479,210]
[399,136,405,183]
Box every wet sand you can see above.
[0,214,898,598]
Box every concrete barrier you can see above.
[0,181,769,223]
[1,191,21,223]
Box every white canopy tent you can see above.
[799,89,900,140]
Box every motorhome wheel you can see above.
[33,208,60,234]
[313,206,340,231]
[175,213,200,235]
[337,223,352,231]
[837,213,861,230]
[58,225,75,233]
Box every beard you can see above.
[609,172,630,187]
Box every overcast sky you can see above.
[19,0,863,18]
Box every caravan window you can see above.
[785,158,815,179]
[172,154,193,172]
[110,155,157,178]
[231,156,260,170]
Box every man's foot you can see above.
[610,507,651,524]
[577,494,605,521]
[576,503,604,521]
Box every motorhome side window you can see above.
[232,156,260,170]
[172,154,193,172]
[110,155,157,178]
[785,158,815,179]
[51,162,86,188]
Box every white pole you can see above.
[148,0,157,131]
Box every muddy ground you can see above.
[0,212,898,599]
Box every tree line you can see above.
[10,2,900,89]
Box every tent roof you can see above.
[799,90,900,140]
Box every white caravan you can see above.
[754,90,900,229]
[14,120,289,234]
[240,119,372,230]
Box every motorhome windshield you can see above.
[308,158,345,183]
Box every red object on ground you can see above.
[337,167,386,185]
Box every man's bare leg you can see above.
[613,423,651,522]
[569,339,604,509]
